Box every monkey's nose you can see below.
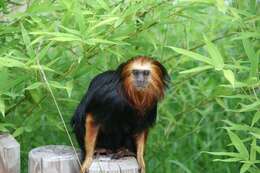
[136,80,147,88]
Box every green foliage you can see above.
[0,0,259,173]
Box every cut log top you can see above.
[89,156,139,173]
[0,133,20,173]
[0,133,20,148]
[29,145,80,160]
[29,145,139,173]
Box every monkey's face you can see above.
[132,69,151,89]
[121,56,169,109]
[130,62,152,90]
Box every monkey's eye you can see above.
[143,70,150,76]
[132,70,139,76]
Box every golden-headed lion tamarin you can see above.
[71,56,170,173]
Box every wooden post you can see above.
[89,156,139,173]
[28,145,80,173]
[29,145,139,173]
[0,133,20,173]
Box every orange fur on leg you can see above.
[81,113,99,173]
[135,130,148,173]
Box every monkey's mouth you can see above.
[135,82,148,90]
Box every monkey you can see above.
[71,56,170,173]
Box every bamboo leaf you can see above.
[12,127,24,137]
[233,32,260,40]
[204,35,224,70]
[179,65,213,74]
[250,133,260,139]
[0,57,26,68]
[223,70,235,88]
[167,46,212,65]
[227,130,249,159]
[90,17,119,30]
[0,98,5,117]
[239,101,260,112]
[240,163,252,173]
[242,39,258,78]
[20,23,34,58]
[206,151,244,158]
[170,160,192,173]
[65,80,73,98]
[251,111,260,127]
[213,158,242,162]
[96,0,110,11]
[25,82,43,90]
[85,38,118,45]
[250,138,256,162]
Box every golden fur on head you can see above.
[120,56,169,112]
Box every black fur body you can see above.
[71,69,158,157]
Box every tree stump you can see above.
[28,145,80,173]
[28,145,139,173]
[0,133,20,173]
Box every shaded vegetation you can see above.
[0,0,259,173]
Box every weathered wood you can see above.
[29,145,139,173]
[89,156,139,173]
[29,145,80,173]
[0,133,20,173]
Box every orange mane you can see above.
[120,56,168,112]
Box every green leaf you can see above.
[222,120,260,134]
[90,17,119,30]
[0,98,5,117]
[167,46,212,65]
[213,158,242,162]
[242,39,258,78]
[65,80,73,98]
[206,151,244,158]
[239,101,260,112]
[233,32,260,40]
[49,81,66,89]
[250,133,260,139]
[253,145,260,154]
[96,0,110,11]
[251,111,260,127]
[216,0,227,13]
[29,65,58,74]
[12,127,24,137]
[179,65,213,74]
[0,123,15,132]
[227,130,249,159]
[0,125,9,132]
[170,160,192,173]
[37,42,53,60]
[74,4,86,34]
[240,163,252,173]
[0,57,26,68]
[204,36,224,70]
[20,23,35,58]
[25,82,43,90]
[223,70,235,88]
[250,138,256,162]
[85,38,118,45]
[31,32,83,42]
